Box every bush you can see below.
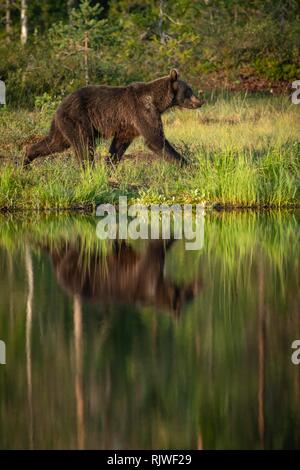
[1,0,300,108]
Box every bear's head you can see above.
[170,69,204,109]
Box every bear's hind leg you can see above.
[58,117,96,169]
[24,131,69,167]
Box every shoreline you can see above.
[1,202,300,214]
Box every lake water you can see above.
[0,211,299,449]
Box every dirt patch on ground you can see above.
[198,113,262,125]
[123,151,158,162]
[0,150,158,168]
[21,134,44,147]
[0,134,45,166]
[200,69,291,94]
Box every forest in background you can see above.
[1,0,300,108]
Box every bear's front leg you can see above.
[139,125,186,165]
[145,134,187,166]
[137,114,187,166]
[163,139,187,166]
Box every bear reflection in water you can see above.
[44,239,202,316]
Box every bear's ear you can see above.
[170,69,179,82]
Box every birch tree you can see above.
[20,0,28,44]
[5,0,12,43]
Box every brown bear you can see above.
[24,69,204,167]
[41,238,202,317]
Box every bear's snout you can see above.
[190,95,205,108]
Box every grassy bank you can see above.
[0,92,300,210]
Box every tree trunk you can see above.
[20,0,28,45]
[68,0,76,24]
[257,257,265,449]
[5,0,12,43]
[73,294,85,450]
[84,32,89,86]
[68,0,76,13]
[25,245,34,448]
[158,0,166,44]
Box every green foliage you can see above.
[34,92,62,113]
[49,0,109,52]
[254,57,300,81]
[1,0,300,107]
[55,0,118,86]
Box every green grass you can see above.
[0,92,300,209]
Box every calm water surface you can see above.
[0,211,299,449]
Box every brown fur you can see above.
[24,69,204,167]
[43,239,202,317]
